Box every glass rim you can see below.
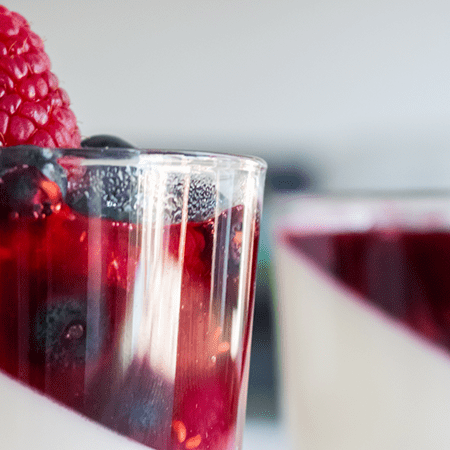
[273,189,450,236]
[55,147,267,173]
[277,189,450,200]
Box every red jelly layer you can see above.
[0,199,259,450]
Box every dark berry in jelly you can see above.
[65,164,139,222]
[81,134,135,149]
[0,145,67,218]
[33,300,87,366]
[62,135,138,221]
[87,359,173,449]
[31,296,108,368]
[213,205,244,271]
[26,292,112,410]
[186,175,217,222]
[166,173,217,223]
[229,206,244,268]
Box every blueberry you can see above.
[61,134,138,221]
[0,145,67,218]
[81,135,135,149]
[31,296,109,368]
[96,360,172,448]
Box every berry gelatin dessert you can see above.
[0,146,266,450]
[275,195,450,450]
[0,6,267,450]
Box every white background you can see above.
[7,0,450,191]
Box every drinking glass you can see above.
[0,146,266,450]
[274,193,450,450]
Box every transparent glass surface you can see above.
[0,146,266,450]
[274,193,450,450]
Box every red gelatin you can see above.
[0,191,259,450]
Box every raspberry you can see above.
[0,6,80,147]
[171,370,239,450]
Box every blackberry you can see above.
[166,173,217,223]
[65,163,139,222]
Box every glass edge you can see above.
[55,147,267,173]
[270,188,450,237]
[139,149,268,173]
[273,188,450,204]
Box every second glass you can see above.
[0,146,266,450]
[274,193,450,450]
